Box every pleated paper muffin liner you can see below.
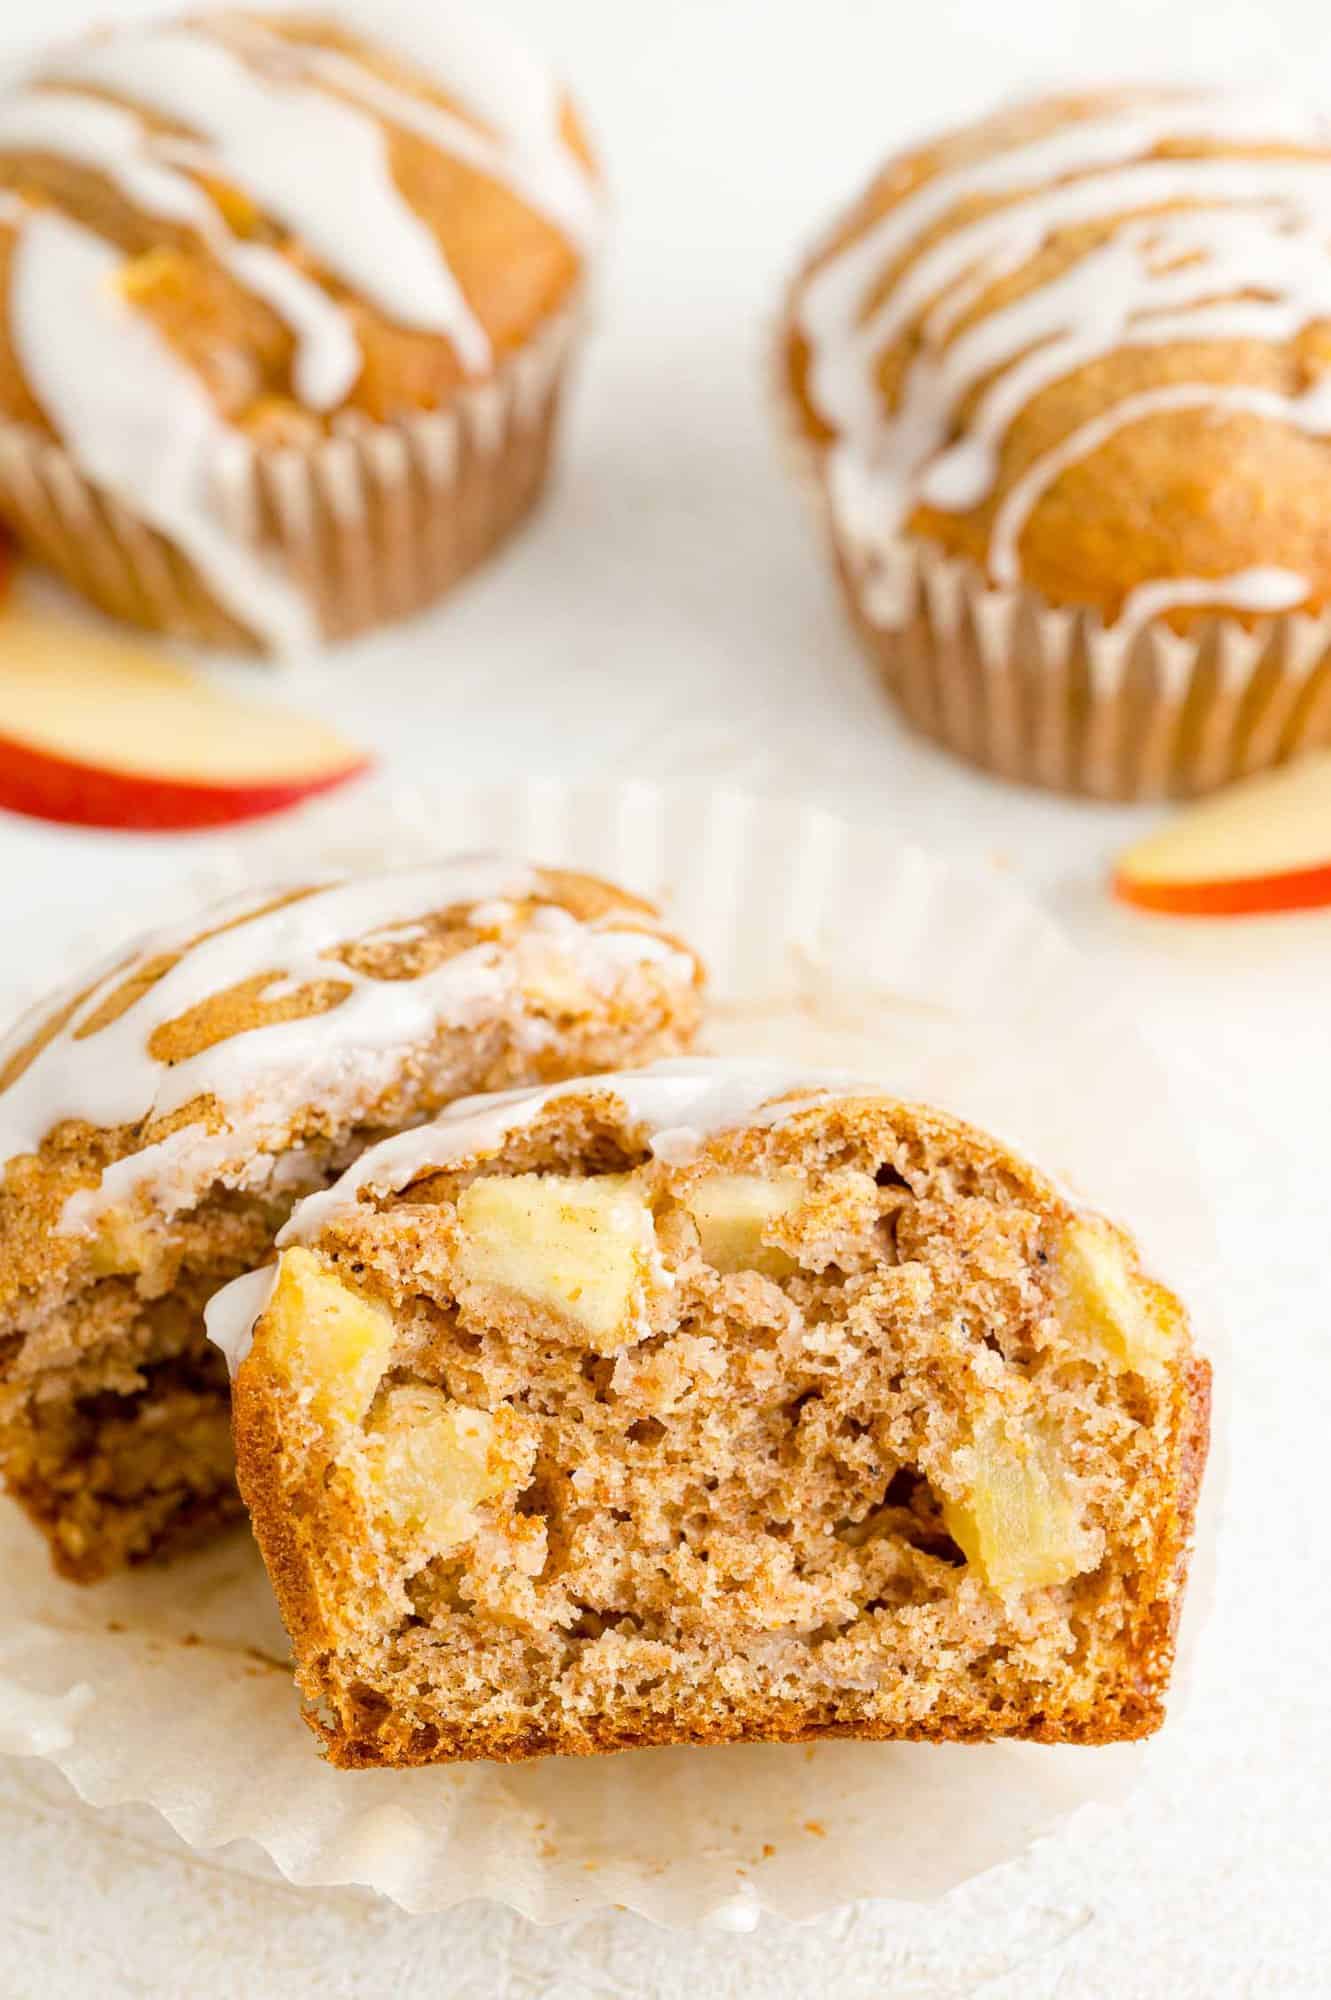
[832,518,1331,801]
[0,782,1225,1926]
[0,304,579,653]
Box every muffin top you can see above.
[0,859,701,1292]
[206,1056,1060,1367]
[785,89,1331,633]
[0,7,600,644]
[0,7,599,435]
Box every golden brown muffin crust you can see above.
[0,10,597,440]
[229,1077,1210,1766]
[0,869,703,1582]
[783,89,1331,629]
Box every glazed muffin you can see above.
[0,6,601,651]
[0,862,704,1581]
[211,1060,1209,1766]
[781,88,1331,797]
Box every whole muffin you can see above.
[0,6,601,651]
[781,89,1331,797]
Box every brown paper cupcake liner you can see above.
[0,305,580,653]
[774,352,1331,800]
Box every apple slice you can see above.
[1113,753,1331,917]
[0,606,369,831]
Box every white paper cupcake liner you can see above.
[0,781,1225,1926]
[0,305,579,652]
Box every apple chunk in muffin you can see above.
[216,1061,1210,1768]
[0,863,704,1582]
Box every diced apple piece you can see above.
[515,946,591,1016]
[455,1173,658,1352]
[942,1419,1101,1595]
[0,604,369,831]
[1054,1217,1178,1374]
[85,1213,155,1279]
[258,1247,394,1426]
[684,1172,804,1277]
[363,1384,530,1549]
[1112,751,1331,918]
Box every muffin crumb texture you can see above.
[227,1070,1209,1764]
[0,864,703,1581]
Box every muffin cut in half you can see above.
[0,864,703,1581]
[0,5,601,649]
[780,87,1331,797]
[213,1060,1210,1766]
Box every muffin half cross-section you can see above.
[213,1060,1210,1766]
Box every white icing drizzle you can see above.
[797,91,1331,628]
[204,1058,874,1372]
[203,1262,278,1372]
[0,90,212,228]
[0,10,598,648]
[219,239,360,408]
[355,0,600,248]
[0,860,696,1232]
[44,27,492,371]
[0,88,359,408]
[214,14,600,252]
[988,381,1331,587]
[11,207,318,651]
[1114,566,1310,641]
[281,1057,864,1242]
[0,881,285,1087]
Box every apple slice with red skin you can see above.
[0,606,370,832]
[1113,753,1331,917]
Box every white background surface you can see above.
[0,0,1329,1993]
